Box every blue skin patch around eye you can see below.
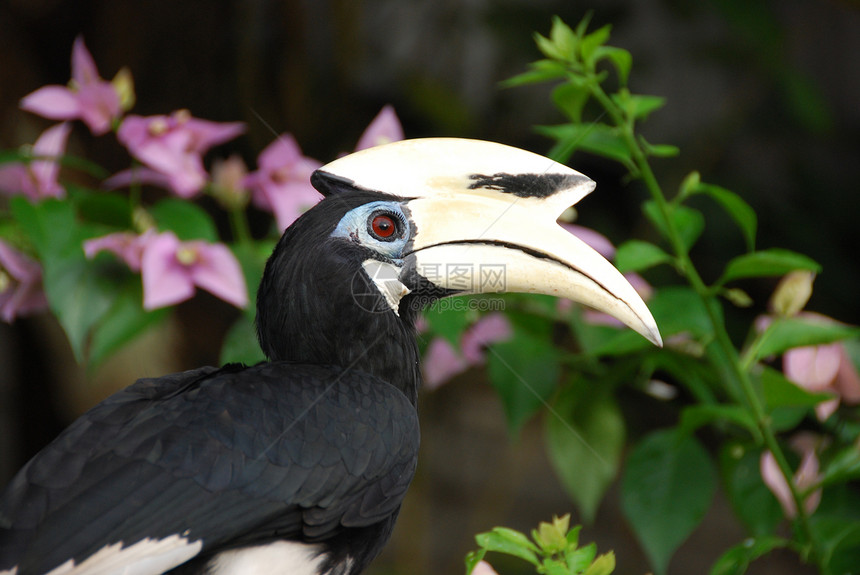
[331,201,411,261]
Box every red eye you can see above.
[370,214,397,239]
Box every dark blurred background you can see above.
[1,0,858,573]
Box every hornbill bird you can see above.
[0,138,661,575]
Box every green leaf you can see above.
[621,429,716,575]
[423,305,471,347]
[542,560,569,575]
[502,59,568,88]
[231,240,272,315]
[719,444,784,537]
[70,186,134,229]
[760,366,834,410]
[689,183,757,252]
[566,541,597,571]
[545,382,625,523]
[43,253,118,362]
[679,404,761,442]
[583,552,615,575]
[220,313,266,365]
[754,317,860,360]
[576,323,653,357]
[10,197,76,257]
[552,81,591,124]
[88,277,169,367]
[580,24,611,65]
[643,201,705,252]
[592,46,632,86]
[644,286,715,340]
[614,240,673,274]
[811,515,860,574]
[11,198,117,362]
[709,536,788,575]
[548,16,578,62]
[475,529,539,565]
[536,123,633,167]
[149,198,218,242]
[487,317,560,434]
[820,446,860,487]
[464,549,487,575]
[612,91,666,121]
[719,249,820,284]
[643,142,679,158]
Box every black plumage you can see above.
[1,189,428,575]
[0,137,661,575]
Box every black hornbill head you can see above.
[256,138,661,390]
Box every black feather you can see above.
[1,190,431,575]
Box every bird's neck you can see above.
[256,242,422,405]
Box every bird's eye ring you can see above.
[368,212,400,241]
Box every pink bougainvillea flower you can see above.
[84,230,247,310]
[0,240,49,323]
[140,231,247,310]
[244,134,322,231]
[471,561,500,575]
[103,166,173,192]
[117,110,245,198]
[20,37,123,136]
[561,222,616,259]
[461,312,513,364]
[423,338,470,390]
[422,313,513,389]
[766,311,860,420]
[83,230,156,272]
[354,105,404,151]
[784,341,860,421]
[760,433,822,519]
[557,222,653,325]
[0,123,71,200]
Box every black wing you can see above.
[0,361,419,574]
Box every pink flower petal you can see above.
[83,231,152,271]
[760,450,797,518]
[761,436,823,519]
[188,242,248,309]
[355,105,404,151]
[257,134,303,171]
[472,561,500,575]
[784,344,842,391]
[117,113,244,198]
[140,232,195,310]
[561,223,616,259]
[71,36,100,86]
[423,337,469,389]
[461,313,513,365]
[835,346,860,403]
[266,182,323,231]
[814,398,840,421]
[76,83,121,135]
[0,240,48,322]
[184,118,245,153]
[0,165,29,197]
[30,122,71,198]
[104,166,173,191]
[20,86,81,120]
[0,124,69,200]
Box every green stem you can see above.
[587,76,820,567]
[229,207,253,247]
